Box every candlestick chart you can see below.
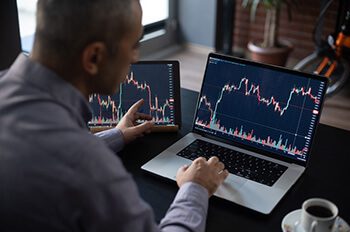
[194,57,326,162]
[89,63,177,127]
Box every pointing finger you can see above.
[127,99,144,114]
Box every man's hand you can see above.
[116,99,153,144]
[176,156,229,196]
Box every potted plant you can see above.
[243,0,297,66]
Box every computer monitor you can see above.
[88,61,181,132]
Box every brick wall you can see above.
[233,0,339,60]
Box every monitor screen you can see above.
[193,54,327,163]
[88,61,181,129]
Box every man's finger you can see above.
[208,156,219,165]
[137,112,152,120]
[179,164,189,172]
[176,164,189,181]
[216,161,225,172]
[131,121,153,134]
[219,169,229,180]
[127,99,144,114]
[193,157,206,165]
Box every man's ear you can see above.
[81,42,107,75]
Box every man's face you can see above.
[99,0,143,94]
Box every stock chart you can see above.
[194,58,326,162]
[89,63,176,127]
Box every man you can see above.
[0,0,228,231]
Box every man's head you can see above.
[32,0,143,96]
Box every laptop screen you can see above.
[88,61,181,129]
[193,53,327,164]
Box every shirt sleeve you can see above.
[159,182,209,232]
[75,136,209,232]
[94,128,124,152]
[64,149,209,232]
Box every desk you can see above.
[119,88,350,231]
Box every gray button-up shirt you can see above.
[0,54,208,232]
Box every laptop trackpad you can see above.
[215,174,247,197]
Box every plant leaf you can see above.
[242,0,250,8]
[250,0,261,22]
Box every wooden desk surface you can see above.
[119,88,350,231]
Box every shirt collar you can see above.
[8,53,92,128]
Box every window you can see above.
[16,0,37,53]
[138,0,178,58]
[141,0,169,26]
[16,0,177,55]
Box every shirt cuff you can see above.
[175,182,209,206]
[159,182,209,232]
[94,128,125,152]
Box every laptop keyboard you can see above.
[176,139,288,186]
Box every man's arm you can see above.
[95,99,153,152]
[61,141,209,232]
[159,182,209,232]
[91,100,228,231]
[95,128,124,152]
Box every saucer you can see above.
[281,209,350,232]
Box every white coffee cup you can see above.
[298,198,338,232]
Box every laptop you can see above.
[142,53,328,214]
[88,61,181,133]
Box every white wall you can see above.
[178,0,216,48]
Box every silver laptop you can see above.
[142,53,328,214]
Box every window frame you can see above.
[139,0,179,58]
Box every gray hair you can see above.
[34,0,136,63]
